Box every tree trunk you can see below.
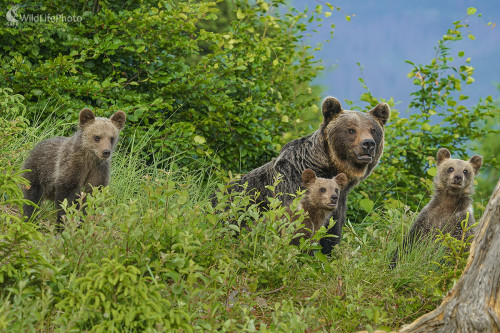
[398,178,500,332]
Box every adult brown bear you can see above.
[217,97,390,254]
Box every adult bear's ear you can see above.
[321,97,343,125]
[110,111,126,131]
[79,108,95,128]
[469,155,483,174]
[302,169,317,187]
[368,103,391,126]
[333,173,348,189]
[436,148,451,165]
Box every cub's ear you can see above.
[469,155,483,174]
[321,97,343,125]
[110,111,126,131]
[368,103,391,126]
[302,169,317,187]
[79,108,95,127]
[436,148,451,165]
[333,173,348,189]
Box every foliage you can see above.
[474,87,500,203]
[345,10,497,222]
[57,258,191,332]
[0,0,330,171]
[420,213,477,301]
[0,93,54,304]
[0,4,493,333]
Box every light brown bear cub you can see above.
[390,148,482,268]
[289,169,347,246]
[22,108,126,227]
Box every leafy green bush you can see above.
[420,212,477,300]
[0,0,328,171]
[57,258,192,332]
[0,102,55,314]
[346,11,497,222]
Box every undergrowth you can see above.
[0,91,477,332]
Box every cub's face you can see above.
[435,148,482,194]
[302,169,347,210]
[320,97,390,180]
[79,109,126,160]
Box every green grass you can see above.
[0,113,468,332]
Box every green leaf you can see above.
[466,7,477,15]
[427,167,437,177]
[236,8,245,20]
[359,198,374,213]
[468,34,475,40]
[458,51,464,57]
[193,135,206,144]
[345,15,351,22]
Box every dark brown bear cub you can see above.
[22,108,126,227]
[390,148,483,268]
[289,169,347,246]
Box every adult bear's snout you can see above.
[361,139,376,153]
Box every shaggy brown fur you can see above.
[390,148,483,268]
[22,108,126,227]
[289,169,347,246]
[214,97,390,254]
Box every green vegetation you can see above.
[0,1,498,332]
[0,0,327,171]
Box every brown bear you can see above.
[22,108,126,227]
[215,96,390,254]
[389,148,483,268]
[289,169,347,246]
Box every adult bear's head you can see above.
[320,97,390,183]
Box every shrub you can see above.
[0,0,329,171]
[346,10,497,222]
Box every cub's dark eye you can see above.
[94,136,100,142]
[110,137,115,144]
[335,189,339,194]
[320,188,326,193]
[447,167,454,173]
[348,128,356,134]
[463,169,468,175]
[370,128,376,135]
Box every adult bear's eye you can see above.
[320,188,326,193]
[348,128,356,134]
[94,136,100,142]
[335,189,339,194]
[463,169,468,175]
[370,128,376,135]
[448,167,454,173]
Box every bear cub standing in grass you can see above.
[289,169,347,246]
[22,108,126,228]
[390,148,483,268]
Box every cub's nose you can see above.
[102,150,111,158]
[362,139,376,152]
[453,175,463,183]
[330,195,338,202]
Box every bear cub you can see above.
[390,148,483,268]
[289,169,347,246]
[22,108,126,227]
